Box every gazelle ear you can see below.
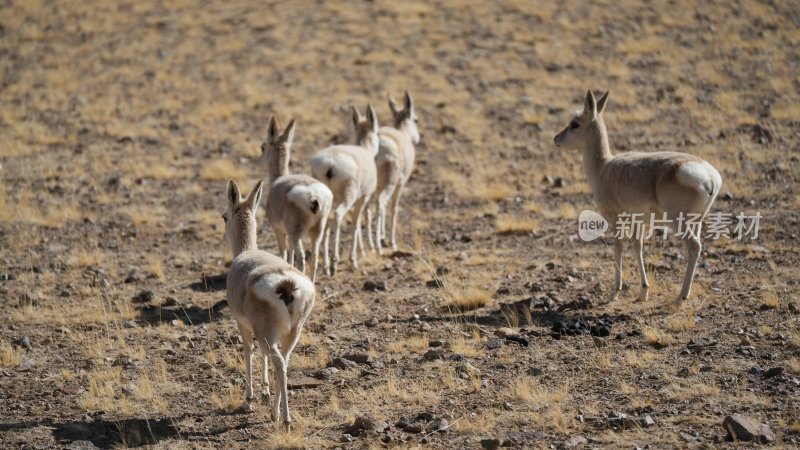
[246,180,264,211]
[584,90,597,119]
[282,118,296,146]
[267,116,280,143]
[404,91,414,114]
[596,91,609,115]
[351,106,362,128]
[227,180,241,207]
[388,94,400,115]
[366,104,378,131]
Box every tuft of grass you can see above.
[510,378,570,407]
[0,342,22,367]
[211,383,243,412]
[146,256,166,282]
[444,285,493,312]
[641,324,674,347]
[292,346,330,370]
[666,313,696,332]
[761,290,780,308]
[495,215,538,235]
[450,331,482,358]
[663,382,719,401]
[221,348,245,372]
[789,357,800,373]
[386,335,429,354]
[200,159,247,181]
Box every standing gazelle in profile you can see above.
[310,105,379,274]
[554,90,722,305]
[261,117,333,283]
[223,179,315,426]
[373,92,420,253]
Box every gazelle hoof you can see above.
[260,390,271,404]
[608,290,619,302]
[638,287,649,302]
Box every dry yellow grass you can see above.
[510,378,570,407]
[0,342,22,367]
[641,324,674,347]
[211,383,243,412]
[495,214,539,235]
[386,335,429,354]
[200,159,247,181]
[665,313,696,332]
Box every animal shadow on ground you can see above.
[136,299,228,326]
[188,272,227,292]
[52,417,180,448]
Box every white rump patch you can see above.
[676,161,721,195]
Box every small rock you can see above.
[763,367,783,379]
[428,339,446,348]
[485,339,503,350]
[749,366,765,376]
[363,280,386,292]
[13,336,31,350]
[422,349,445,361]
[435,266,449,276]
[592,336,607,348]
[340,434,353,443]
[15,358,36,372]
[677,367,691,378]
[352,415,389,433]
[113,355,132,367]
[687,336,718,352]
[288,376,323,389]
[132,290,155,303]
[426,418,449,433]
[527,367,543,376]
[426,279,445,289]
[342,353,374,366]
[122,320,139,329]
[481,438,503,450]
[162,297,179,307]
[562,435,587,448]
[505,335,529,347]
[330,357,358,370]
[788,303,799,314]
[313,368,338,380]
[65,440,99,450]
[364,318,379,327]
[494,327,517,338]
[722,414,775,443]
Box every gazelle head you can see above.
[222,179,264,256]
[554,90,609,150]
[389,91,420,145]
[352,104,380,155]
[260,117,296,181]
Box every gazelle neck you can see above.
[581,119,613,190]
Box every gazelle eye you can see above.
[570,121,580,129]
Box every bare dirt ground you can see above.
[1,0,799,448]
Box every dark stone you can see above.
[687,336,718,352]
[352,415,389,433]
[426,279,445,289]
[527,367,543,376]
[480,438,502,450]
[428,339,446,348]
[485,339,503,350]
[422,349,445,361]
[363,280,386,292]
[763,367,783,379]
[132,290,155,303]
[342,353,374,366]
[505,335,529,347]
[426,418,449,433]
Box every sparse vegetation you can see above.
[0,0,797,448]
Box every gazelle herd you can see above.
[221,90,722,425]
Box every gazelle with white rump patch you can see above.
[222,179,315,426]
[373,92,420,253]
[260,117,333,283]
[554,90,722,305]
[310,105,379,274]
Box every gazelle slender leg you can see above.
[291,235,305,273]
[376,190,390,254]
[323,224,331,276]
[255,337,271,403]
[237,323,254,405]
[274,229,288,261]
[677,231,702,305]
[365,194,375,253]
[350,197,367,268]
[309,226,323,284]
[389,182,405,252]
[610,238,623,301]
[634,231,649,302]
[331,205,347,275]
[268,342,291,426]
